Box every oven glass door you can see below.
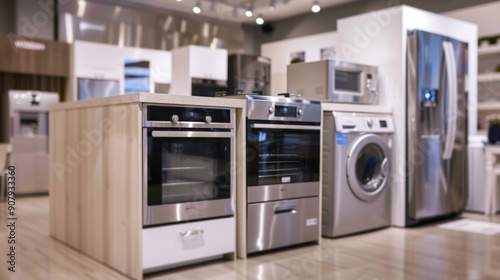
[246,122,320,186]
[146,129,231,206]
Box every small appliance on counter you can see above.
[228,54,271,96]
[322,112,393,238]
[2,90,59,194]
[244,95,321,253]
[142,104,235,272]
[287,60,379,104]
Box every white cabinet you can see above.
[170,45,228,96]
[188,45,228,80]
[142,217,235,272]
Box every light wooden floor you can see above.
[1,196,499,280]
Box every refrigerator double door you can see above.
[407,30,468,221]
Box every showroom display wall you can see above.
[69,41,172,101]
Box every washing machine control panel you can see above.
[335,114,394,133]
[366,118,374,128]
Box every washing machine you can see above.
[322,111,393,238]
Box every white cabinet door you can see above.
[142,217,235,271]
[188,46,228,81]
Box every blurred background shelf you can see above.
[478,72,500,82]
[477,102,500,110]
[479,44,500,56]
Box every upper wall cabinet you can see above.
[177,45,228,81]
[190,46,228,80]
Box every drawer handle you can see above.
[274,206,297,215]
[179,229,204,237]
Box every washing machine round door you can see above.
[346,134,390,202]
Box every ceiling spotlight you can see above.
[269,0,276,11]
[176,0,182,2]
[256,15,264,25]
[245,5,253,17]
[311,2,321,13]
[193,1,201,14]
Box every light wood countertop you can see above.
[321,102,392,114]
[49,93,247,111]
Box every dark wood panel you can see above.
[0,32,69,77]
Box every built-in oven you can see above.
[143,104,235,227]
[245,95,321,253]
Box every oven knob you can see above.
[171,114,179,123]
[205,115,212,124]
[367,118,374,128]
[269,107,274,114]
[298,109,303,116]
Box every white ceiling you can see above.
[122,0,361,24]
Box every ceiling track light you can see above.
[245,4,253,17]
[193,0,201,14]
[256,15,264,25]
[311,1,321,13]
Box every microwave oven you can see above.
[287,60,379,104]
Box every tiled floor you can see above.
[1,196,499,279]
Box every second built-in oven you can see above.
[143,104,235,227]
[246,96,321,203]
[245,95,321,253]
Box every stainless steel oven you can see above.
[245,95,321,253]
[143,104,235,227]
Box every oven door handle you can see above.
[151,131,233,138]
[250,124,320,130]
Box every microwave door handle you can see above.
[250,123,320,130]
[442,41,458,161]
[151,131,233,138]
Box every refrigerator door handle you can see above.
[442,41,458,160]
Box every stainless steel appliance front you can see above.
[322,112,393,238]
[287,60,379,104]
[245,95,321,252]
[5,90,59,194]
[406,30,468,224]
[247,197,319,253]
[142,104,235,226]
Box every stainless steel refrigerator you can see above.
[406,30,468,224]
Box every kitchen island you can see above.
[49,93,247,280]
[49,93,392,279]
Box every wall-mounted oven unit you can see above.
[245,95,321,253]
[142,104,235,272]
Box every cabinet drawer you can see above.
[143,217,235,271]
[247,197,319,253]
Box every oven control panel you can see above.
[144,105,231,125]
[247,95,321,123]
